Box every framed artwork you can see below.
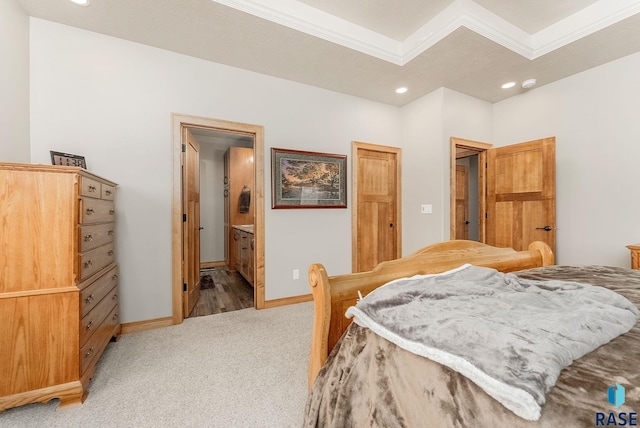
[50,151,87,168]
[271,148,347,209]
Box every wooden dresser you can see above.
[0,163,120,411]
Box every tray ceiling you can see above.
[17,0,640,106]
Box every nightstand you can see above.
[627,244,640,270]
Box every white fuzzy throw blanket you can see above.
[346,264,639,421]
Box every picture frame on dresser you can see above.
[50,150,87,168]
[271,148,347,209]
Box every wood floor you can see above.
[188,266,254,317]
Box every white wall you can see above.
[493,51,640,267]
[0,1,30,162]
[400,88,492,255]
[400,89,445,254]
[29,19,401,322]
[199,143,225,263]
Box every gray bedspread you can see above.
[344,264,639,420]
[304,265,640,428]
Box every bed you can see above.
[304,240,640,427]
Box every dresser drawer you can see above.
[79,223,115,253]
[80,176,102,199]
[79,244,115,280]
[80,198,115,224]
[81,265,118,317]
[80,285,118,346]
[80,304,119,375]
[101,184,115,201]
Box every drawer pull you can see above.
[85,294,94,304]
[108,229,115,236]
[112,313,119,321]
[84,346,95,358]
[84,234,94,242]
[85,320,94,331]
[88,184,97,192]
[105,189,112,195]
[86,208,94,215]
[108,250,114,256]
[109,209,115,215]
[111,274,118,281]
[112,293,118,300]
[84,260,93,268]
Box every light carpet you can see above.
[0,301,314,428]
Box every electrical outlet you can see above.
[293,269,300,280]
[421,204,433,214]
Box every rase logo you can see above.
[596,383,637,426]
[609,383,626,408]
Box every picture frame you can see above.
[271,148,347,209]
[50,151,87,169]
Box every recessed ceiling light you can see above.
[501,82,516,89]
[70,0,90,5]
[521,79,537,89]
[395,87,408,94]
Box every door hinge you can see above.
[182,144,186,153]
[183,213,187,222]
[485,162,488,168]
[183,283,187,292]
[485,212,488,219]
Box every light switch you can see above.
[421,204,433,214]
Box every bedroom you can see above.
[1,0,639,422]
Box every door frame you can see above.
[351,141,402,272]
[171,114,265,324]
[449,137,492,242]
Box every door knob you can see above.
[198,226,204,230]
[536,226,552,231]
[465,221,470,224]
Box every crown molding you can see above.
[402,0,532,65]
[212,0,640,65]
[212,0,404,64]
[532,0,640,58]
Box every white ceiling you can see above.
[17,0,640,106]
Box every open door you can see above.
[183,129,201,317]
[486,137,556,252]
[455,164,469,240]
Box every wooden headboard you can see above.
[307,240,554,387]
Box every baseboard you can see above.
[263,293,312,309]
[201,261,227,269]
[121,317,174,334]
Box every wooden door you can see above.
[352,142,401,272]
[183,129,201,317]
[486,137,556,252]
[455,164,469,240]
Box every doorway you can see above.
[449,136,557,253]
[450,137,491,242]
[171,114,265,325]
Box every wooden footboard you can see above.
[307,240,554,387]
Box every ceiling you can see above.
[17,0,640,107]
